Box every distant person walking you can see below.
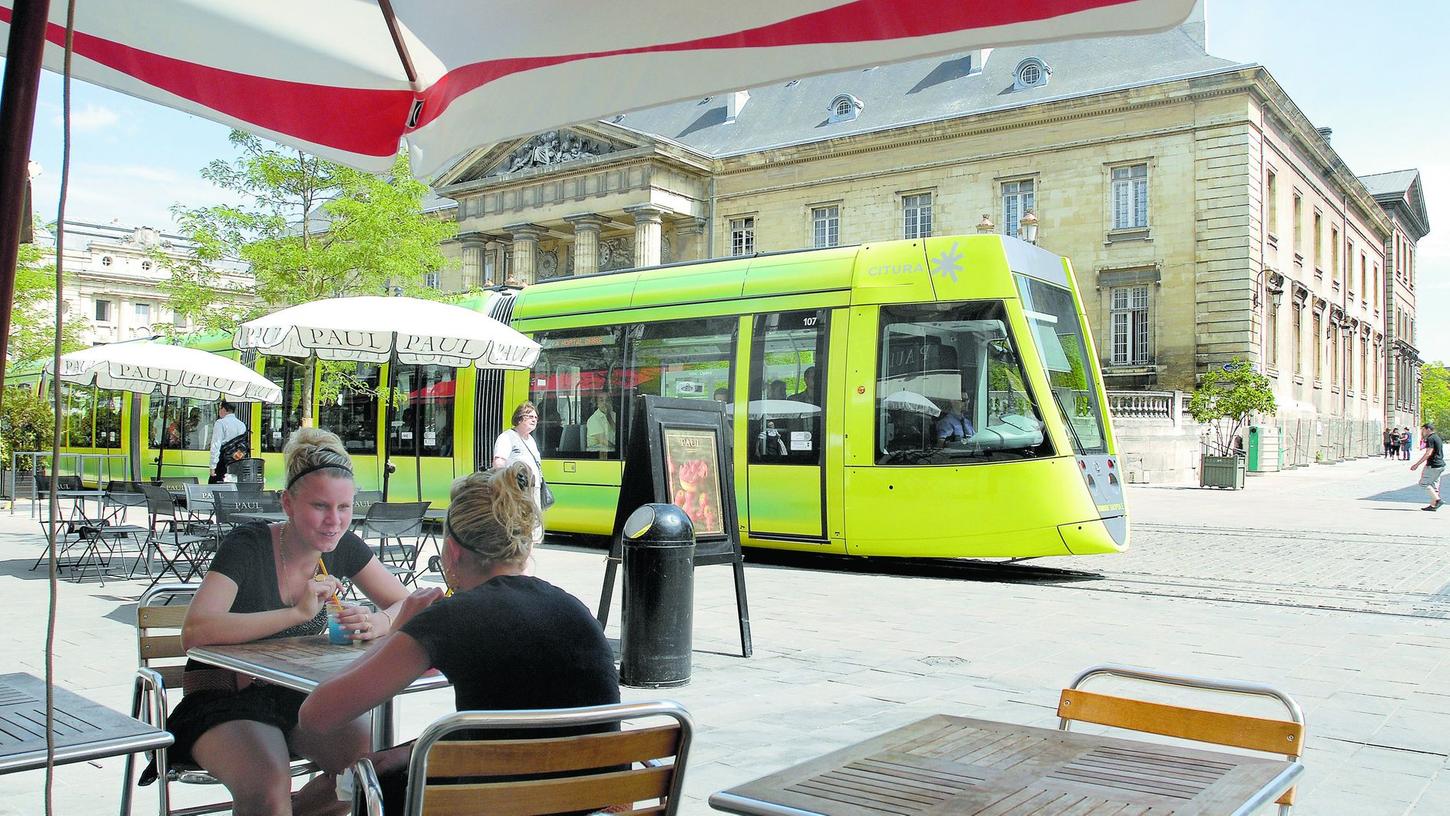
[1383,428,1395,459]
[1403,427,1414,460]
[1410,422,1444,511]
[492,401,545,543]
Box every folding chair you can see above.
[119,584,318,816]
[1058,663,1306,815]
[356,501,430,586]
[351,701,694,816]
[181,484,237,578]
[140,484,212,587]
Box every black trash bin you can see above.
[619,503,695,688]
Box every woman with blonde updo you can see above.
[299,462,619,814]
[162,427,411,816]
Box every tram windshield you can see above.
[1013,275,1109,454]
[875,301,1052,465]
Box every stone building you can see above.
[430,2,1426,474]
[1359,170,1430,433]
[32,220,255,345]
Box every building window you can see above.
[1372,264,1379,309]
[134,302,151,323]
[1312,312,1322,382]
[1013,58,1049,90]
[101,256,112,267]
[1109,286,1150,365]
[729,217,755,256]
[1330,328,1338,386]
[1110,164,1148,230]
[811,205,840,248]
[902,192,933,239]
[1312,212,1323,271]
[1267,299,1279,368]
[1265,171,1278,236]
[1331,226,1340,282]
[1360,253,1367,302]
[826,94,862,123]
[1001,179,1035,239]
[1292,194,1303,255]
[423,271,440,289]
[1292,305,1303,377]
[94,299,112,322]
[141,260,152,271]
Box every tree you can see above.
[6,237,89,371]
[1421,362,1450,432]
[161,130,457,424]
[0,385,55,470]
[1187,359,1277,454]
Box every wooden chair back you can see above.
[1058,664,1304,810]
[135,584,196,691]
[366,702,693,816]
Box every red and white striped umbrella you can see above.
[1,0,1196,176]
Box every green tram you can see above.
[17,235,1125,559]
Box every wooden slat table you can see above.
[709,715,1302,816]
[0,672,172,775]
[189,635,449,747]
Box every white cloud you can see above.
[29,161,237,232]
[55,103,121,132]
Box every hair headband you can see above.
[286,461,353,489]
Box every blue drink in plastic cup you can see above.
[326,607,352,645]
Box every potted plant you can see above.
[1188,359,1276,489]
[1,387,55,498]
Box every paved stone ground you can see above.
[1,456,1447,814]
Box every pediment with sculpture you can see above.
[487,130,618,178]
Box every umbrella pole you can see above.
[154,386,171,482]
[381,351,397,501]
[414,372,423,503]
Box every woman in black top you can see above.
[173,428,411,816]
[298,462,619,814]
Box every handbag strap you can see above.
[514,430,543,470]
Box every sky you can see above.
[17,0,1449,361]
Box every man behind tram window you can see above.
[585,392,616,454]
[788,366,818,404]
[935,398,975,445]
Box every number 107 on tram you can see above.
[504,234,1126,559]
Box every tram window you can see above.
[747,310,828,465]
[319,362,380,454]
[1014,275,1108,454]
[95,390,122,449]
[626,316,735,409]
[875,301,1051,465]
[388,365,455,458]
[148,396,214,451]
[63,385,95,448]
[260,358,307,453]
[528,327,626,460]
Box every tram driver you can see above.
[935,397,975,446]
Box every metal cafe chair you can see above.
[119,583,318,816]
[1058,663,1306,815]
[356,501,430,586]
[351,701,694,816]
[139,484,212,587]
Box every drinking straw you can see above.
[315,558,342,608]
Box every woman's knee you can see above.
[228,769,294,816]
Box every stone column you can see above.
[459,234,485,289]
[505,223,546,285]
[627,205,667,269]
[565,213,609,277]
[674,217,707,261]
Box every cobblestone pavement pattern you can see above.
[1,457,1447,814]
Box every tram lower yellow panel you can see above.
[841,456,1107,558]
[746,465,823,537]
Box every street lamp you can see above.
[1017,210,1039,244]
[976,214,995,233]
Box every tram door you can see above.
[385,364,458,503]
[744,310,830,542]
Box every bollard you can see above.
[619,503,695,688]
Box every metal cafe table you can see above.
[0,672,172,775]
[709,714,1302,816]
[188,634,449,747]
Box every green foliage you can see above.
[1422,362,1450,432]
[161,131,457,422]
[7,239,89,370]
[0,386,55,466]
[1188,358,1277,452]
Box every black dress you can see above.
[152,523,373,774]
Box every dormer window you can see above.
[827,93,863,124]
[1013,58,1049,90]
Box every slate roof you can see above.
[1358,170,1419,198]
[610,22,1243,157]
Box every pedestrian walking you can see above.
[1410,422,1444,511]
[1403,427,1414,460]
[1389,428,1401,459]
[1383,427,1394,459]
[492,400,546,543]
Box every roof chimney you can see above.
[725,90,750,123]
[1316,126,1333,145]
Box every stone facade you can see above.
[428,8,1424,450]
[31,221,255,345]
